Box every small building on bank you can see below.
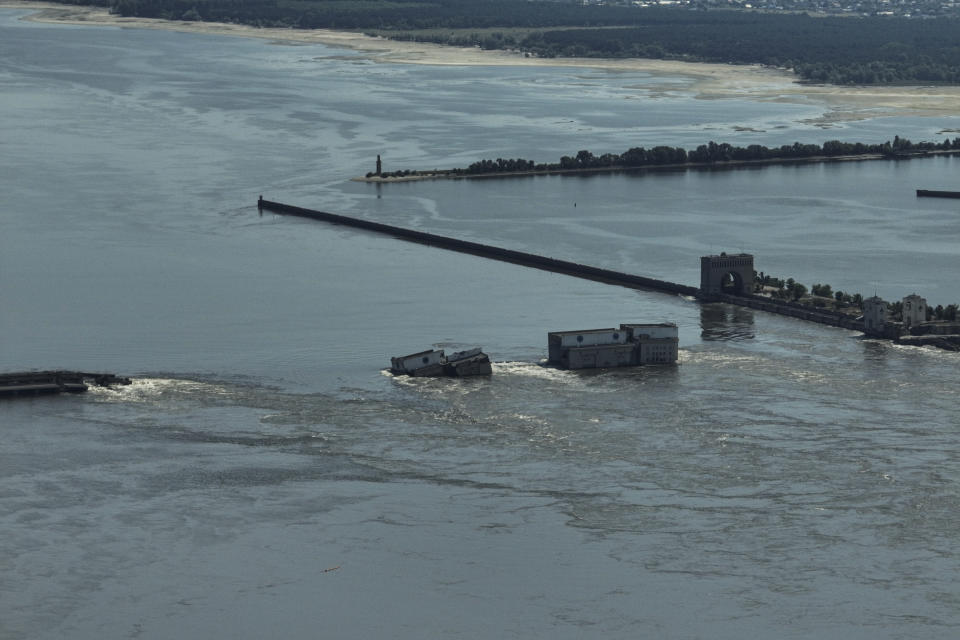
[548,323,678,370]
[860,293,951,342]
[902,293,928,330]
[862,295,888,336]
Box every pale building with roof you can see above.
[862,296,888,336]
[902,293,928,329]
[548,323,678,369]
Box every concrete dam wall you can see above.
[257,198,700,297]
[258,198,866,335]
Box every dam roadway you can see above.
[257,198,864,334]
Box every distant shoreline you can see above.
[353,149,960,184]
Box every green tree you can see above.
[890,301,904,320]
[812,283,832,298]
[575,149,595,167]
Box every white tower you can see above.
[863,296,888,336]
[902,293,927,330]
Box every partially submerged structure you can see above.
[861,293,960,350]
[548,323,679,370]
[699,253,754,299]
[443,348,494,377]
[0,371,131,398]
[862,295,890,336]
[390,347,492,377]
[902,293,928,330]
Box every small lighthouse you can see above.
[375,154,382,177]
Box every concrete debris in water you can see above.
[0,371,131,398]
[548,324,679,370]
[390,348,492,377]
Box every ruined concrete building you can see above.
[548,323,678,370]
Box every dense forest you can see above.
[371,136,960,179]
[61,0,960,85]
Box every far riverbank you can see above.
[353,149,960,183]
[7,1,960,123]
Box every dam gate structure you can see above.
[700,253,754,299]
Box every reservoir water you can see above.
[2,9,959,639]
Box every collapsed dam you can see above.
[258,197,864,333]
[257,198,698,297]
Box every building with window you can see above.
[391,349,446,376]
[862,296,888,336]
[548,323,678,369]
[623,324,680,364]
[902,293,928,329]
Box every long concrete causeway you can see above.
[258,198,699,296]
[258,198,864,333]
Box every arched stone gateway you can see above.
[700,253,754,298]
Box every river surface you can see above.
[2,9,959,639]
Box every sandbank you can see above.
[5,1,960,121]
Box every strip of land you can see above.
[6,1,960,122]
[354,149,960,183]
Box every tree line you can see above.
[58,0,960,86]
[369,136,960,178]
[756,273,959,322]
[505,14,960,85]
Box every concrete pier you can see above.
[257,199,699,296]
[917,189,960,198]
[258,199,867,335]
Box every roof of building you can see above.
[620,322,677,328]
[548,328,619,337]
[394,349,443,360]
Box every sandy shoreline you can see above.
[5,1,960,119]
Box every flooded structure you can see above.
[0,371,130,398]
[390,348,492,377]
[902,293,928,330]
[859,293,960,349]
[548,323,678,370]
[699,253,754,298]
[862,296,891,337]
[443,348,494,377]
[391,349,447,377]
[622,323,681,364]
